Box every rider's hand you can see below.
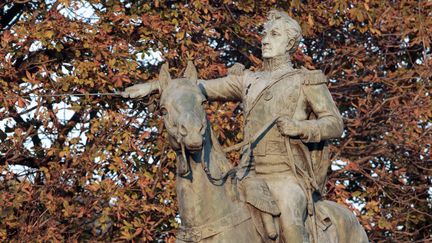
[120,82,159,98]
[276,116,304,137]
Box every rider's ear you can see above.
[184,60,198,84]
[159,63,171,90]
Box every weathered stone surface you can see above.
[122,10,368,243]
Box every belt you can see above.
[253,140,287,156]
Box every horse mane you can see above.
[207,121,235,176]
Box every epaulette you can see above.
[301,68,328,85]
[228,62,245,76]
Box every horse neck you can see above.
[176,123,238,228]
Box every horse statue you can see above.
[155,61,368,243]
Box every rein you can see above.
[199,116,281,185]
[199,124,237,186]
[170,109,285,185]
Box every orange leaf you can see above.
[17,97,26,108]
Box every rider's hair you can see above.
[265,10,302,54]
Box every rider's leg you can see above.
[259,173,309,243]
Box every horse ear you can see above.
[184,61,198,83]
[159,63,171,90]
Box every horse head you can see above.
[159,62,207,153]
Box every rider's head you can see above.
[262,10,302,58]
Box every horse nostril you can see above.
[179,124,187,136]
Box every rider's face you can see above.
[262,20,293,58]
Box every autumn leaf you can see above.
[0,1,430,242]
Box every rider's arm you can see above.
[198,63,245,102]
[300,71,344,143]
[120,81,159,98]
[121,63,246,101]
[198,74,244,102]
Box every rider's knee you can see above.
[279,183,307,214]
[285,183,306,204]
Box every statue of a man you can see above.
[123,10,343,243]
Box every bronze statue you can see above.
[122,10,368,243]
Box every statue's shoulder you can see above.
[227,62,263,78]
[228,62,246,76]
[300,68,328,85]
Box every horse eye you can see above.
[201,100,208,105]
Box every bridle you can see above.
[199,122,238,186]
[161,96,237,185]
[160,104,191,177]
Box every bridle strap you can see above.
[178,142,190,177]
[162,111,191,177]
[200,123,237,186]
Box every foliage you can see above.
[0,0,431,242]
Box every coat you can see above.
[199,63,343,190]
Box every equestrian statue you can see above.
[122,10,368,243]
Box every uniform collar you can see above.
[263,55,294,72]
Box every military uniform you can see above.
[199,56,343,242]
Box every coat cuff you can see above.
[299,121,321,143]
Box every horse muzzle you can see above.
[183,135,203,152]
[185,143,203,152]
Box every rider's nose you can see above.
[179,124,187,136]
[262,35,269,45]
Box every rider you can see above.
[122,10,343,243]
